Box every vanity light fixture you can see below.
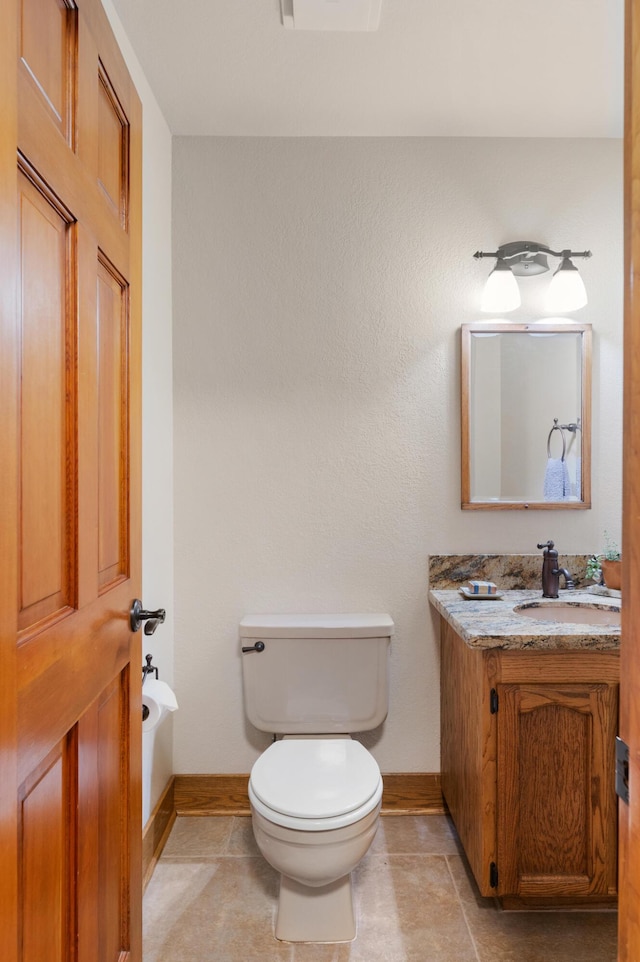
[474,241,592,313]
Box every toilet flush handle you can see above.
[241,641,265,653]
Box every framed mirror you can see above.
[461,322,591,510]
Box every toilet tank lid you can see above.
[239,613,394,639]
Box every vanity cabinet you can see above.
[440,620,619,907]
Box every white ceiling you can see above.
[111,0,624,137]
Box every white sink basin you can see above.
[513,603,621,627]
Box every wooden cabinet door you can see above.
[0,0,142,960]
[496,683,618,902]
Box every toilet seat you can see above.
[249,738,382,831]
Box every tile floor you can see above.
[143,815,617,962]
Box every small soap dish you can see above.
[459,587,504,601]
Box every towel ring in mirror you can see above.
[547,419,567,460]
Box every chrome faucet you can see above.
[536,541,575,598]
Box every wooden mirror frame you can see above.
[461,321,592,510]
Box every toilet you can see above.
[240,612,393,943]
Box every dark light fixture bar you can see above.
[474,241,591,267]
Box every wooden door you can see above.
[497,683,618,903]
[621,1,640,957]
[0,0,142,959]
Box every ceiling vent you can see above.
[280,0,382,32]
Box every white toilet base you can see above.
[275,873,355,943]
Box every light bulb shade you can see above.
[545,257,588,312]
[480,258,521,312]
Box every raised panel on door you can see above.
[18,164,77,637]
[497,683,617,901]
[19,735,76,962]
[76,672,131,962]
[19,0,77,142]
[97,63,128,227]
[97,254,129,592]
[97,672,129,962]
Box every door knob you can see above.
[130,599,166,635]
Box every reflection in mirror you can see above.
[461,322,591,510]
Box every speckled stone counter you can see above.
[429,589,620,650]
[428,554,620,651]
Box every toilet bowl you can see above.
[240,612,394,943]
[249,736,382,942]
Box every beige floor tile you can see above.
[340,854,478,962]
[446,850,617,962]
[371,815,459,856]
[287,854,478,961]
[144,857,293,962]
[161,815,233,859]
[144,861,223,961]
[144,814,618,962]
[226,815,261,856]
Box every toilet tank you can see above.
[240,613,393,734]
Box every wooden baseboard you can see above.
[142,772,445,878]
[172,772,445,817]
[174,774,250,815]
[381,773,445,815]
[142,777,177,890]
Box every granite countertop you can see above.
[428,588,621,651]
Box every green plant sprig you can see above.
[584,532,621,582]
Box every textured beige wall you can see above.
[172,136,622,774]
